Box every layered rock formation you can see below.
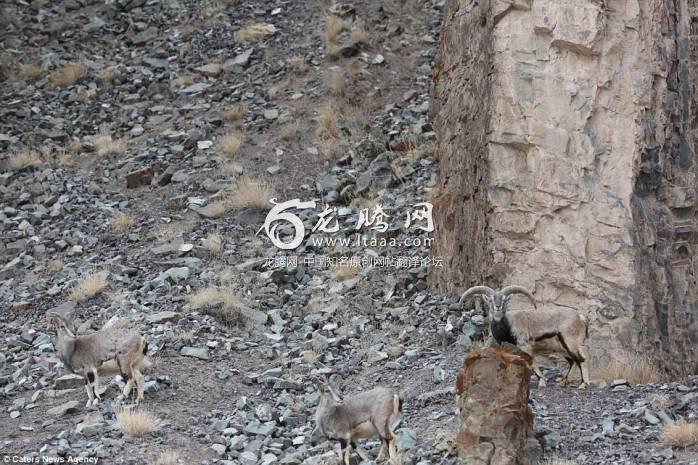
[432,0,698,374]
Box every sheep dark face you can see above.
[484,292,512,321]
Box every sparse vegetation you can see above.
[289,55,308,74]
[226,176,275,211]
[281,120,302,141]
[218,131,244,158]
[301,350,320,363]
[316,104,340,137]
[235,23,277,42]
[112,211,136,234]
[115,407,157,436]
[19,62,43,80]
[203,233,223,257]
[93,132,127,157]
[223,103,248,122]
[332,261,360,280]
[69,272,108,302]
[350,26,370,44]
[156,451,180,465]
[325,69,346,98]
[8,150,42,171]
[544,459,578,465]
[97,67,114,86]
[325,14,344,45]
[661,421,698,448]
[593,357,661,384]
[47,259,64,273]
[173,73,196,87]
[51,62,86,87]
[317,136,344,160]
[188,286,243,327]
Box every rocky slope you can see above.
[0,1,697,465]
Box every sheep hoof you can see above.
[537,379,547,387]
[560,379,569,387]
[577,382,588,390]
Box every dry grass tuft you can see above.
[223,103,248,122]
[48,259,64,273]
[218,131,244,158]
[203,233,223,257]
[289,55,309,74]
[19,62,43,80]
[281,120,302,141]
[97,67,114,86]
[317,137,344,160]
[115,407,157,436]
[325,15,344,45]
[316,104,340,138]
[69,272,109,302]
[173,73,196,87]
[93,132,127,157]
[332,262,360,280]
[188,286,243,327]
[8,150,42,171]
[51,62,87,87]
[156,451,180,465]
[301,350,320,363]
[544,459,578,465]
[350,26,370,44]
[661,421,698,448]
[325,69,346,98]
[112,211,136,234]
[226,177,275,211]
[592,357,662,384]
[235,23,277,42]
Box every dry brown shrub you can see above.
[8,150,42,171]
[115,407,157,436]
[289,55,308,74]
[218,131,244,158]
[19,63,43,80]
[69,272,108,302]
[592,357,662,384]
[188,286,243,327]
[661,421,698,448]
[223,103,248,122]
[93,132,126,157]
[235,23,277,42]
[51,62,86,87]
[226,177,275,211]
[112,211,136,234]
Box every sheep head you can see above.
[459,285,537,321]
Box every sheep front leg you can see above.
[92,371,102,405]
[339,439,351,465]
[578,360,590,389]
[134,368,145,404]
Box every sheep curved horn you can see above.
[458,286,495,304]
[501,285,537,309]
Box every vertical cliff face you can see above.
[432,0,698,374]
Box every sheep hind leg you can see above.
[84,372,97,408]
[352,441,370,462]
[577,349,590,389]
[388,436,400,465]
[377,438,388,461]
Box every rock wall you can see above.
[432,0,698,374]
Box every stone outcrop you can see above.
[455,345,541,465]
[432,0,698,374]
